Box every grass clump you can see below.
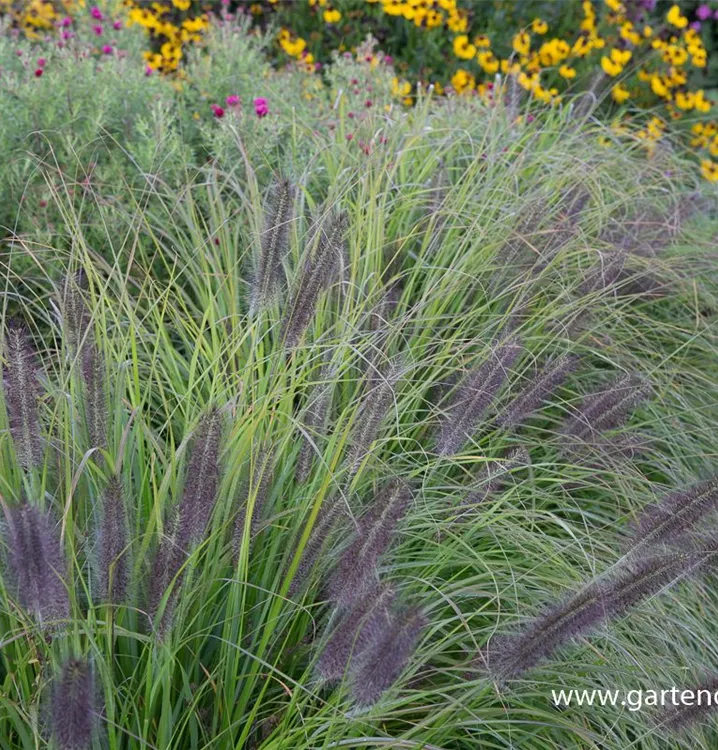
[0,88,717,750]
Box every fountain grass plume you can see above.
[251,177,295,314]
[663,673,718,732]
[326,479,412,608]
[295,364,335,483]
[97,475,129,604]
[2,319,43,469]
[345,357,403,476]
[175,407,224,548]
[436,336,523,456]
[288,495,345,596]
[560,373,649,443]
[480,538,718,681]
[628,477,718,552]
[315,582,395,683]
[4,501,69,626]
[349,604,426,707]
[148,408,224,630]
[51,657,96,750]
[281,210,347,348]
[496,354,578,429]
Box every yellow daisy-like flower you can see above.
[477,50,499,75]
[172,0,191,9]
[512,31,531,56]
[601,56,622,77]
[474,34,491,48]
[700,158,718,181]
[674,91,695,110]
[323,8,341,23]
[531,18,548,34]
[612,83,630,103]
[611,48,632,65]
[650,75,669,98]
[666,4,688,29]
[453,34,476,60]
[695,89,712,113]
[559,64,576,79]
[451,68,475,94]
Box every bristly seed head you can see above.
[281,210,348,349]
[628,477,718,553]
[497,354,578,429]
[326,479,412,608]
[3,501,69,626]
[349,604,425,706]
[175,407,224,549]
[51,657,95,750]
[560,373,649,445]
[345,358,403,476]
[97,475,129,604]
[2,319,44,469]
[315,582,395,683]
[436,336,523,456]
[251,177,295,315]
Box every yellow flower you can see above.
[605,0,623,11]
[451,68,475,94]
[650,75,669,98]
[692,49,707,68]
[512,31,530,56]
[612,83,630,103]
[391,77,411,98]
[643,25,653,37]
[280,33,306,57]
[620,21,641,45]
[611,48,631,65]
[559,64,576,79]
[663,45,688,66]
[675,91,695,110]
[474,34,490,48]
[700,159,718,181]
[695,89,712,113]
[172,0,191,9]
[323,8,341,23]
[666,4,688,29]
[531,18,548,34]
[446,10,468,33]
[453,34,476,60]
[477,50,499,74]
[601,56,622,76]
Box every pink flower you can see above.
[34,69,43,78]
[365,99,373,107]
[145,65,153,76]
[225,94,241,107]
[253,97,269,117]
[101,44,113,55]
[61,30,72,40]
[37,57,46,67]
[92,24,103,35]
[211,104,225,118]
[113,20,122,30]
[60,16,72,27]
[697,4,712,20]
[91,6,103,20]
